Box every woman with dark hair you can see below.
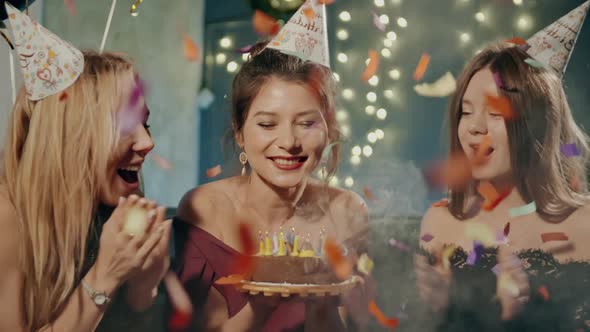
[175,42,369,331]
[416,43,590,331]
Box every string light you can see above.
[340,124,351,137]
[342,88,355,100]
[374,0,385,7]
[397,17,408,28]
[333,72,341,82]
[337,29,349,40]
[383,38,394,47]
[368,132,378,143]
[344,176,354,187]
[365,105,376,115]
[460,32,471,44]
[368,75,380,86]
[337,53,349,63]
[215,53,227,64]
[517,15,532,31]
[226,61,238,73]
[384,89,394,99]
[219,37,232,49]
[513,0,523,5]
[241,53,249,61]
[475,12,485,23]
[352,146,362,156]
[389,69,401,80]
[339,11,351,22]
[366,92,377,103]
[375,129,385,140]
[381,48,392,58]
[336,110,349,121]
[363,145,374,157]
[386,31,397,41]
[350,155,361,165]
[329,176,340,187]
[376,108,387,120]
[379,14,390,25]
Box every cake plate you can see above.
[234,275,362,298]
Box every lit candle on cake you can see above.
[272,232,279,255]
[278,232,286,256]
[289,227,296,244]
[316,228,326,256]
[264,231,272,256]
[257,230,264,256]
[292,233,300,256]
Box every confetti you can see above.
[466,241,483,265]
[509,201,536,218]
[230,223,256,275]
[561,143,581,157]
[485,94,514,120]
[388,238,411,252]
[538,285,550,301]
[253,10,280,36]
[413,53,431,81]
[472,136,493,166]
[477,181,510,211]
[151,154,172,170]
[432,199,449,207]
[441,244,456,271]
[164,272,192,313]
[206,165,222,178]
[119,78,146,136]
[425,152,472,190]
[235,44,254,54]
[371,11,386,32]
[492,71,504,89]
[168,310,192,331]
[303,7,315,20]
[541,232,569,243]
[361,50,380,81]
[324,237,353,280]
[414,72,456,97]
[420,233,434,243]
[368,300,399,329]
[59,91,68,101]
[183,33,200,62]
[64,0,77,16]
[130,0,143,16]
[524,58,545,68]
[503,222,511,237]
[357,253,375,275]
[215,274,245,285]
[505,37,527,45]
[363,186,376,201]
[318,0,335,4]
[464,223,496,247]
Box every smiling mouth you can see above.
[269,156,308,170]
[472,145,495,157]
[117,166,140,184]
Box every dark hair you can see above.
[230,41,341,177]
[447,43,590,221]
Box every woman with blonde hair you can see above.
[0,7,171,331]
[416,41,590,331]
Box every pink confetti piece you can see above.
[561,143,581,158]
[64,0,77,16]
[371,11,386,32]
[420,233,434,243]
[492,264,501,275]
[493,71,504,89]
[206,165,222,178]
[388,238,411,252]
[152,154,172,170]
[235,44,254,54]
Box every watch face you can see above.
[94,294,107,305]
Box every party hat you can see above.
[264,0,330,68]
[4,2,84,100]
[525,0,589,76]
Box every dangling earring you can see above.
[239,151,248,176]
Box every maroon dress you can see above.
[177,221,305,332]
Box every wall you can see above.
[42,0,205,206]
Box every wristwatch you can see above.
[82,281,111,306]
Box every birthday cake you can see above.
[250,230,339,285]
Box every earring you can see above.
[239,151,248,176]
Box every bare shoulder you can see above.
[176,178,238,237]
[419,204,460,251]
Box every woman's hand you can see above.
[496,246,530,321]
[415,254,452,313]
[90,195,164,295]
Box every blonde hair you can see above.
[448,43,590,221]
[0,51,134,331]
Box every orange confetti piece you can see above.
[318,0,335,4]
[541,232,569,243]
[152,154,172,170]
[427,152,472,190]
[361,50,380,81]
[432,198,449,207]
[363,187,375,201]
[477,181,509,211]
[505,37,528,45]
[369,300,399,329]
[472,135,492,166]
[413,53,431,81]
[206,165,222,178]
[183,33,200,62]
[59,91,68,101]
[538,285,550,301]
[485,94,514,120]
[253,10,280,36]
[324,238,353,280]
[303,7,315,20]
[230,223,256,275]
[215,274,245,285]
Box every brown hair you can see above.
[1,51,135,331]
[230,41,341,178]
[448,43,590,221]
